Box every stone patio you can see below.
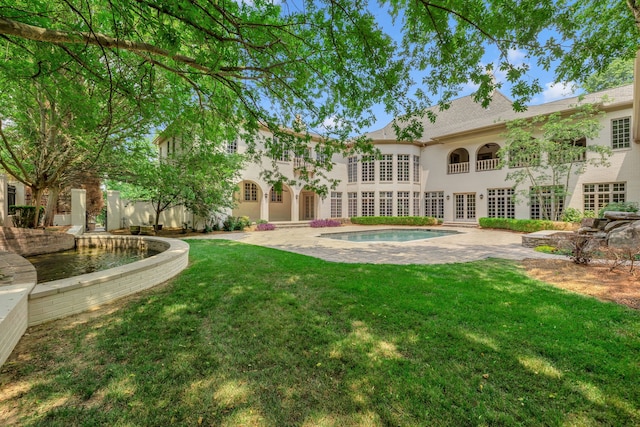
[186,225,564,264]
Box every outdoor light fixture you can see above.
[446,195,450,200]
[479,194,484,200]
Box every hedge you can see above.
[350,216,439,226]
[478,217,575,232]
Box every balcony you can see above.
[476,158,500,172]
[294,157,315,175]
[448,162,469,174]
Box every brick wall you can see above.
[0,227,75,256]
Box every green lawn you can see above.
[1,240,639,426]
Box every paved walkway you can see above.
[186,225,564,265]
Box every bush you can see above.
[534,245,558,254]
[478,217,561,232]
[10,205,44,228]
[310,219,341,228]
[222,216,253,231]
[561,207,583,223]
[256,222,275,231]
[598,202,639,218]
[350,216,439,226]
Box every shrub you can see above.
[561,207,583,223]
[534,245,557,254]
[350,216,439,226]
[310,219,341,228]
[256,222,275,231]
[256,219,268,225]
[10,205,44,228]
[478,217,560,232]
[598,202,639,218]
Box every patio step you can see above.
[270,221,311,229]
[441,222,479,228]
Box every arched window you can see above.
[476,143,501,171]
[448,148,470,174]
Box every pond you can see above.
[27,246,161,283]
[321,228,460,243]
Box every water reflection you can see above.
[27,247,161,283]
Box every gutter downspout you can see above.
[634,49,640,144]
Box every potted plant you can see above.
[129,225,141,235]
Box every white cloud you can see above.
[507,48,527,65]
[536,81,577,104]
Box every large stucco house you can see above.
[156,84,638,225]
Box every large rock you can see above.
[607,221,640,248]
[603,211,640,221]
[604,220,632,232]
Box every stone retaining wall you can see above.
[0,253,37,368]
[0,227,75,256]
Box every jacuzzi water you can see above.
[27,246,161,283]
[321,228,460,242]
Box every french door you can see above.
[454,193,476,221]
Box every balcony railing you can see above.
[448,162,469,174]
[476,158,500,172]
[294,157,315,174]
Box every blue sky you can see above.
[358,4,580,133]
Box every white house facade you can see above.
[157,84,639,225]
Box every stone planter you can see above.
[129,225,141,235]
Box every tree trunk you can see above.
[31,186,44,228]
[43,186,60,227]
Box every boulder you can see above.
[603,211,640,221]
[604,220,632,232]
[607,221,640,248]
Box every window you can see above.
[7,185,15,209]
[612,117,630,149]
[397,154,410,181]
[549,137,586,163]
[583,182,626,213]
[244,182,258,201]
[316,149,329,164]
[379,154,393,182]
[362,156,375,182]
[347,157,358,183]
[425,191,444,218]
[379,191,393,216]
[348,192,358,217]
[272,138,290,162]
[361,191,375,216]
[487,188,515,218]
[226,140,238,154]
[530,186,564,220]
[413,192,421,216]
[331,192,343,218]
[397,191,410,216]
[413,155,420,182]
[270,187,283,203]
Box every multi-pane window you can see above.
[379,191,393,216]
[226,140,238,154]
[583,182,626,213]
[413,192,421,216]
[425,191,444,219]
[316,149,328,164]
[347,157,358,183]
[413,155,420,182]
[362,156,375,182]
[379,154,393,181]
[612,117,631,149]
[331,192,343,218]
[397,154,410,182]
[361,191,375,216]
[397,191,410,216]
[272,138,290,162]
[487,188,515,218]
[348,192,358,217]
[530,186,564,220]
[270,188,283,203]
[244,182,258,201]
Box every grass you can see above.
[1,240,640,426]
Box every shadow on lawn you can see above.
[1,240,639,426]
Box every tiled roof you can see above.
[367,84,633,143]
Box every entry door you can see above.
[303,193,315,220]
[454,193,476,221]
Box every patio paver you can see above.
[186,225,564,264]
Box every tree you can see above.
[582,58,634,93]
[499,103,611,221]
[2,1,637,152]
[0,37,169,227]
